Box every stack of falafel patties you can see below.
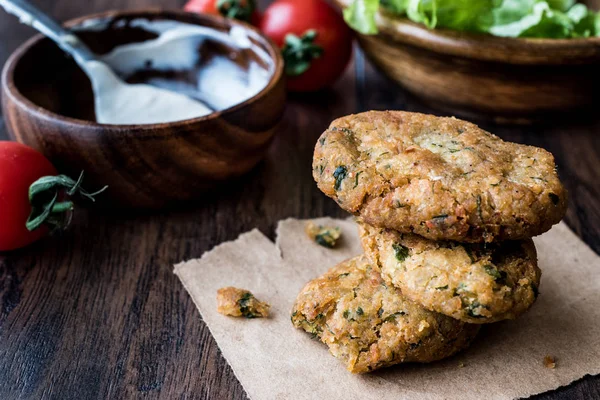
[292,111,567,374]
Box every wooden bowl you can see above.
[1,10,285,208]
[335,0,600,124]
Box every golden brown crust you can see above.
[217,287,270,318]
[291,255,480,373]
[358,220,541,324]
[313,111,567,242]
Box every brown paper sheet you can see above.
[174,218,600,400]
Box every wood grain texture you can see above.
[0,1,599,400]
[1,9,285,209]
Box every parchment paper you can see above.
[174,218,600,400]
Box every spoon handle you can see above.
[0,0,96,63]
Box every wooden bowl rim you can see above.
[376,18,600,64]
[333,0,600,64]
[1,8,285,131]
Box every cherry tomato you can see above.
[0,142,57,251]
[260,0,353,92]
[184,0,219,15]
[184,0,261,25]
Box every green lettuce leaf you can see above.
[570,4,600,37]
[433,0,498,31]
[388,0,497,31]
[491,1,597,38]
[344,0,600,38]
[547,0,575,12]
[381,0,409,14]
[343,0,381,34]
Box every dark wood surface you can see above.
[0,1,599,399]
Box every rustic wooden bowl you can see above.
[335,0,600,124]
[1,9,285,208]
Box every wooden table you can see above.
[0,1,599,399]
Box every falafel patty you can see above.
[359,220,541,324]
[291,255,480,373]
[312,111,567,242]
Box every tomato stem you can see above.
[282,30,324,77]
[26,172,108,232]
[52,201,75,213]
[216,0,255,22]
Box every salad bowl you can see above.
[336,0,600,124]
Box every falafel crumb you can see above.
[305,221,342,248]
[543,355,557,369]
[217,287,270,318]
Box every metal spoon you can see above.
[0,0,213,124]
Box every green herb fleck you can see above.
[549,193,560,205]
[377,308,384,318]
[465,301,486,319]
[484,264,507,284]
[383,311,406,323]
[315,229,341,248]
[325,324,335,335]
[307,222,342,249]
[435,285,449,290]
[433,214,448,220]
[306,323,322,339]
[356,307,364,316]
[453,283,467,296]
[448,148,461,153]
[354,171,362,188]
[343,310,350,319]
[338,272,350,278]
[238,292,259,319]
[392,243,409,262]
[394,200,407,208]
[467,309,485,319]
[319,137,326,146]
[333,166,348,191]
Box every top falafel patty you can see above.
[313,111,567,243]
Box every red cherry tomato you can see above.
[0,142,57,251]
[260,0,353,92]
[184,0,261,25]
[184,0,219,14]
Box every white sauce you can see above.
[88,20,272,125]
[84,60,214,125]
[0,3,273,125]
